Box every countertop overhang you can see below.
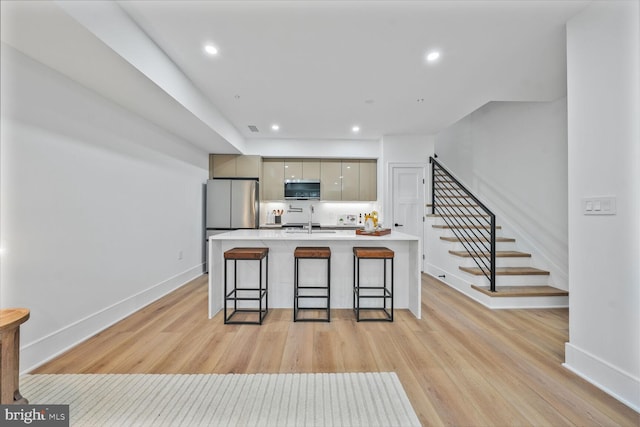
[209,229,418,241]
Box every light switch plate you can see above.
[582,196,616,215]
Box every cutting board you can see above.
[355,228,391,236]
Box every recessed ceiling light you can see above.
[351,125,360,133]
[204,44,218,55]
[426,51,440,62]
[271,124,280,131]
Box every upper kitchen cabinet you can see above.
[284,159,303,180]
[259,157,376,201]
[319,159,377,201]
[359,159,377,201]
[262,158,285,200]
[210,154,261,178]
[282,159,320,180]
[320,160,342,201]
[236,155,262,178]
[341,161,360,200]
[302,160,321,179]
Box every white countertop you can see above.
[209,229,418,241]
[260,223,364,229]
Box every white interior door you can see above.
[392,166,426,271]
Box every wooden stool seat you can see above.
[294,246,331,258]
[1,308,30,404]
[224,247,269,260]
[294,246,331,322]
[353,246,394,259]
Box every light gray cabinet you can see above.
[210,154,261,178]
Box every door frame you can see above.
[386,162,428,271]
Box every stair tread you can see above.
[427,204,479,208]
[449,250,531,258]
[433,224,501,230]
[459,266,550,276]
[428,213,490,218]
[471,285,568,297]
[440,236,515,242]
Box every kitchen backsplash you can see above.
[261,201,380,226]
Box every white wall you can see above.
[381,134,434,271]
[0,46,208,372]
[381,134,434,220]
[244,138,380,159]
[565,0,640,411]
[434,98,569,289]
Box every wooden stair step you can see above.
[434,183,462,189]
[440,236,515,243]
[427,203,479,208]
[428,213,490,218]
[449,250,531,258]
[471,285,568,297]
[459,266,550,276]
[432,224,501,230]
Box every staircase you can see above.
[427,157,568,309]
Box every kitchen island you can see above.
[208,229,421,319]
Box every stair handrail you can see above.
[429,156,496,292]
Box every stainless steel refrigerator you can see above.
[205,179,259,271]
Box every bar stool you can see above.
[0,308,30,404]
[294,246,331,322]
[353,246,394,322]
[224,247,269,324]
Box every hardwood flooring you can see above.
[33,274,639,426]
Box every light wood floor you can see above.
[33,274,639,426]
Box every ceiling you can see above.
[1,0,590,152]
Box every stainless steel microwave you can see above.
[284,179,321,200]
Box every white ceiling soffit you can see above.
[0,0,244,154]
[118,0,590,141]
[1,0,590,147]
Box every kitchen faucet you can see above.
[308,205,314,234]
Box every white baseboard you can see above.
[20,264,204,374]
[564,342,640,412]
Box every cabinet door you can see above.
[262,159,285,200]
[212,154,237,177]
[320,160,342,201]
[359,160,377,201]
[341,161,360,201]
[302,160,320,179]
[236,155,261,178]
[284,159,303,180]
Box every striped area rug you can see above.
[21,372,421,426]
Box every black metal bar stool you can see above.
[224,247,269,324]
[294,246,331,322]
[353,246,394,322]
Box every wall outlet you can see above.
[178,250,183,260]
